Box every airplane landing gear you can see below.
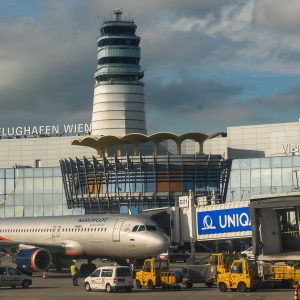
[115,259,128,266]
[80,262,96,276]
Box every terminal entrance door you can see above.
[278,208,300,251]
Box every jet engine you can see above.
[14,248,52,272]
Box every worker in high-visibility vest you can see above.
[70,260,79,286]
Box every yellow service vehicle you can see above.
[208,253,238,275]
[217,259,261,292]
[135,258,181,290]
[270,264,300,288]
[181,252,238,288]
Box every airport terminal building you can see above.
[0,119,299,218]
[0,10,300,218]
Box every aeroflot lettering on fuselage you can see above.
[197,207,251,235]
[78,217,108,223]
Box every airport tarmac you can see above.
[0,256,294,300]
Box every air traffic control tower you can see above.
[91,9,147,136]
[60,10,230,214]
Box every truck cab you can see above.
[135,258,169,289]
[217,259,261,292]
[208,253,238,276]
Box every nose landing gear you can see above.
[80,259,96,276]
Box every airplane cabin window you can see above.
[138,225,145,232]
[132,225,139,232]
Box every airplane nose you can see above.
[153,234,170,253]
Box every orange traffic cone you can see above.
[294,287,299,300]
[42,271,47,279]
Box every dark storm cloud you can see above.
[146,76,243,113]
[0,1,97,126]
[249,87,300,112]
[146,77,300,134]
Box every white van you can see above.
[84,265,133,293]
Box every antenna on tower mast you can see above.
[113,8,123,21]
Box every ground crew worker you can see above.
[70,260,79,286]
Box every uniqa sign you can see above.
[197,207,251,235]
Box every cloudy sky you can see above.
[1,0,300,135]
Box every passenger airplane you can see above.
[0,214,170,274]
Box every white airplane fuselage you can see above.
[0,214,170,259]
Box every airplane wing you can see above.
[0,239,83,256]
[0,239,66,255]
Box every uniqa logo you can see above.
[201,215,216,230]
[201,212,251,230]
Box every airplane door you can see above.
[112,218,125,242]
[57,226,61,237]
[52,226,56,238]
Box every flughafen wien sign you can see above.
[0,123,91,137]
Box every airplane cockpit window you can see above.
[146,225,157,231]
[132,225,139,232]
[138,225,145,232]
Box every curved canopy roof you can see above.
[72,131,210,154]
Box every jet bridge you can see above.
[143,193,252,254]
[250,191,300,261]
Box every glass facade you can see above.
[2,155,300,217]
[0,167,83,218]
[60,154,229,213]
[227,156,300,202]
